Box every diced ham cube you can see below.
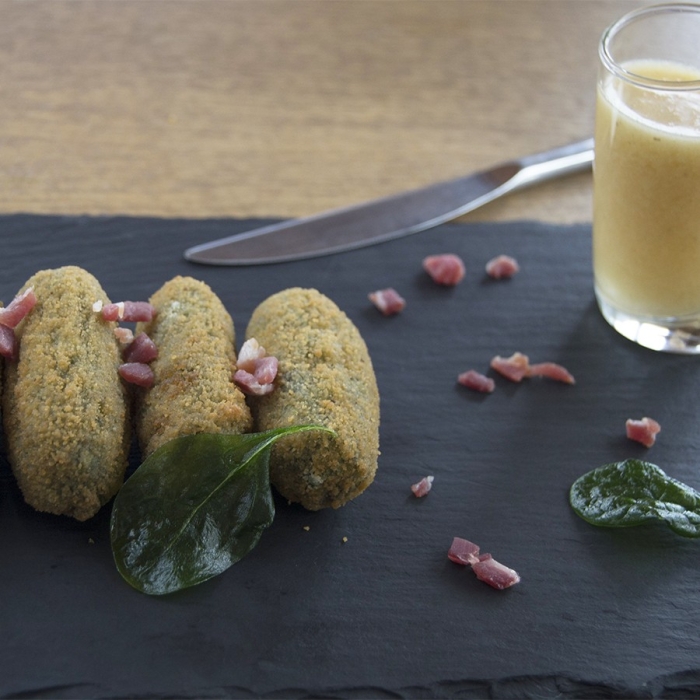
[368,288,406,316]
[626,417,661,448]
[101,302,124,322]
[471,556,521,590]
[234,339,279,395]
[411,475,434,497]
[118,362,155,388]
[447,537,481,566]
[423,254,466,286]
[114,327,135,345]
[234,369,276,396]
[0,287,37,329]
[485,255,519,280]
[448,538,520,590]
[458,369,495,393]
[490,352,575,385]
[527,362,575,385]
[122,332,158,364]
[0,324,18,360]
[490,352,530,382]
[237,338,267,372]
[102,301,156,323]
[252,355,278,384]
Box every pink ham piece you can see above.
[448,537,520,590]
[101,301,156,323]
[471,555,521,590]
[0,324,18,360]
[490,352,575,385]
[527,362,576,385]
[485,254,519,280]
[234,368,276,396]
[113,327,135,345]
[251,356,278,384]
[490,352,530,382]
[457,369,495,394]
[626,417,661,448]
[122,332,158,364]
[234,338,279,396]
[236,337,267,372]
[411,475,434,497]
[0,287,37,329]
[423,254,465,286]
[368,288,406,316]
[447,537,481,566]
[118,362,155,388]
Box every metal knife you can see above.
[184,137,594,266]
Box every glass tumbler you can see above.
[593,3,700,353]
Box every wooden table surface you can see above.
[0,0,649,224]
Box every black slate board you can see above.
[1,215,700,699]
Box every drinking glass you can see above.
[593,3,700,353]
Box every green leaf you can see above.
[110,425,333,595]
[569,459,700,538]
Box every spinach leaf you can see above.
[110,425,332,595]
[569,459,700,538]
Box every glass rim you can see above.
[600,2,700,91]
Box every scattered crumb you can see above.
[88,538,95,545]
[341,536,348,544]
[303,526,310,531]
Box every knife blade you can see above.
[184,137,594,266]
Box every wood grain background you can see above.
[0,0,649,223]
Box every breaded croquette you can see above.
[2,267,130,521]
[135,276,252,456]
[245,287,380,510]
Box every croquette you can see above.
[2,267,130,521]
[245,287,380,510]
[135,276,252,456]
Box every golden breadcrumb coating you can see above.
[245,287,380,510]
[2,266,130,521]
[135,276,252,456]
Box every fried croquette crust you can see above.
[245,287,380,510]
[135,276,252,456]
[2,267,130,521]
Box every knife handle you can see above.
[510,137,594,191]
